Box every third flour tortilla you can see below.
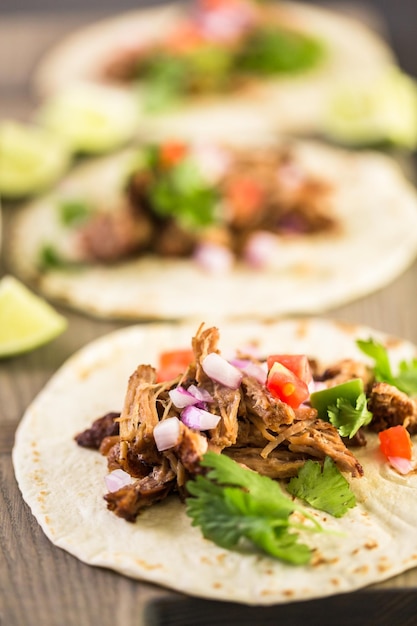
[33,1,396,142]
[9,140,417,321]
[12,318,417,604]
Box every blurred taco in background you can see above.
[8,137,417,320]
[33,0,417,147]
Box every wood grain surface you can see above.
[1,4,417,625]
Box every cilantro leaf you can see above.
[328,392,372,438]
[186,452,323,564]
[287,457,356,518]
[59,198,92,227]
[149,158,218,229]
[394,358,417,396]
[236,26,325,75]
[356,338,393,382]
[357,338,417,396]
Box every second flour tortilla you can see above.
[9,140,417,321]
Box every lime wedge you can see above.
[323,68,417,150]
[0,120,70,198]
[37,84,140,154]
[0,276,67,358]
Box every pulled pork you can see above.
[76,324,367,523]
[75,145,336,265]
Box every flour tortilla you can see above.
[12,318,417,604]
[9,139,417,321]
[33,1,396,141]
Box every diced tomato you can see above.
[164,21,205,53]
[266,354,313,386]
[159,141,189,168]
[378,425,413,460]
[199,0,243,10]
[225,177,264,223]
[157,349,194,382]
[266,362,309,409]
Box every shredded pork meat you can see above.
[75,324,374,523]
[74,145,337,265]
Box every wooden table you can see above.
[1,5,417,625]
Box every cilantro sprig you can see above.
[357,338,417,396]
[328,392,373,439]
[287,457,357,518]
[186,451,324,565]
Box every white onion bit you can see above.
[104,469,133,493]
[202,352,243,389]
[181,405,220,430]
[153,417,181,451]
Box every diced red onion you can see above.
[388,456,414,475]
[193,242,234,274]
[196,1,255,42]
[187,384,214,403]
[229,358,267,384]
[243,231,277,269]
[169,386,200,408]
[202,352,243,388]
[311,380,327,393]
[153,416,181,451]
[181,405,220,430]
[105,469,133,493]
[191,143,231,184]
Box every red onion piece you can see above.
[196,0,255,42]
[193,242,234,274]
[243,231,277,269]
[388,456,414,475]
[187,384,214,403]
[153,417,181,451]
[169,386,200,408]
[202,352,243,388]
[105,469,132,493]
[181,405,220,430]
[191,144,231,184]
[230,358,267,384]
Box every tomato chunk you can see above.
[266,362,309,408]
[267,354,312,386]
[159,141,189,168]
[378,425,412,460]
[157,349,194,382]
[225,177,264,223]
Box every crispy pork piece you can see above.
[105,461,176,521]
[74,411,120,449]
[319,358,374,390]
[368,382,417,434]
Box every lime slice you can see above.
[0,120,70,198]
[37,83,140,154]
[323,67,417,149]
[0,276,67,358]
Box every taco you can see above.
[12,318,417,605]
[33,0,398,142]
[9,137,417,321]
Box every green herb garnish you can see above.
[148,154,219,229]
[287,457,357,518]
[186,451,324,564]
[38,244,68,269]
[234,26,325,76]
[357,338,417,396]
[328,392,373,439]
[59,198,92,227]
